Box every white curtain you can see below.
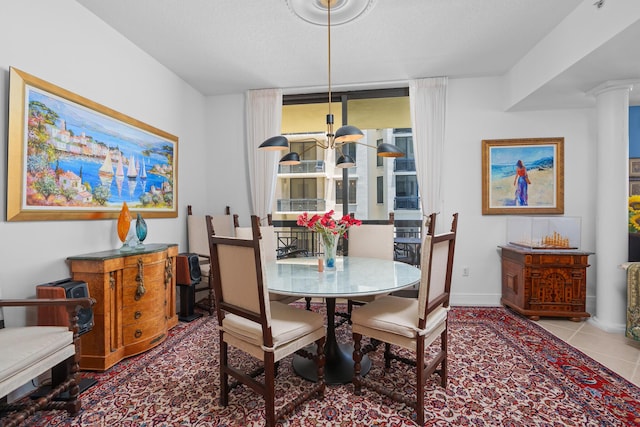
[246,89,283,223]
[409,77,447,232]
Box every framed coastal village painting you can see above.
[481,137,564,215]
[7,67,178,221]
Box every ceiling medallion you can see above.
[286,0,376,26]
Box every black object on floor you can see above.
[30,377,98,401]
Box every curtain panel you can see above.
[409,77,448,232]
[246,89,282,223]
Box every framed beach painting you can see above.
[482,137,564,215]
[7,67,178,221]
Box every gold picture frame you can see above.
[482,137,564,215]
[7,67,178,221]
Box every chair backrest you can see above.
[207,214,273,345]
[187,205,235,256]
[417,212,458,325]
[235,223,278,262]
[347,223,395,260]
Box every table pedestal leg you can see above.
[293,297,370,384]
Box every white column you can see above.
[592,83,632,332]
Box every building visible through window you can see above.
[274,88,420,224]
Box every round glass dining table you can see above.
[265,256,421,384]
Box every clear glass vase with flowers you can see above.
[297,210,362,270]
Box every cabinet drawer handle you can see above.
[135,329,142,339]
[134,311,142,320]
[135,258,146,300]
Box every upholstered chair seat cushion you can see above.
[222,301,324,349]
[0,326,74,397]
[351,295,448,339]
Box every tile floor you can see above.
[536,317,640,387]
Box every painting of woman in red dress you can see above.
[513,160,530,206]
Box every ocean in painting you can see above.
[491,156,554,180]
[490,145,556,181]
[52,155,168,207]
[491,163,517,180]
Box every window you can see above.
[395,175,419,210]
[290,140,318,160]
[341,142,356,162]
[278,178,323,212]
[394,134,415,172]
[376,138,383,167]
[290,178,317,199]
[395,135,414,158]
[277,88,420,221]
[336,179,357,204]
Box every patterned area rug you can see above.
[24,305,640,426]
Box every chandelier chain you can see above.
[327,1,335,148]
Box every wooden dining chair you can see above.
[186,205,235,314]
[351,212,458,426]
[207,214,326,427]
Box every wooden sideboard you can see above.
[67,243,178,371]
[499,245,591,322]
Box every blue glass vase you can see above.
[135,213,148,249]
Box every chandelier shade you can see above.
[336,154,356,168]
[377,142,405,157]
[258,135,289,151]
[278,151,302,165]
[334,125,364,143]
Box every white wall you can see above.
[0,0,208,324]
[201,94,252,222]
[444,76,597,309]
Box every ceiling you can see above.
[75,0,640,108]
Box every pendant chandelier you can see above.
[258,0,404,168]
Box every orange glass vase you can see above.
[117,202,132,251]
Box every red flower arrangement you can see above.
[296,210,361,239]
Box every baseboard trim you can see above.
[450,293,501,307]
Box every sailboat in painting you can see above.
[139,158,147,192]
[115,152,125,197]
[126,155,138,199]
[98,153,114,186]
[139,159,147,180]
[126,155,138,179]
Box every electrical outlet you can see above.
[462,266,470,277]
